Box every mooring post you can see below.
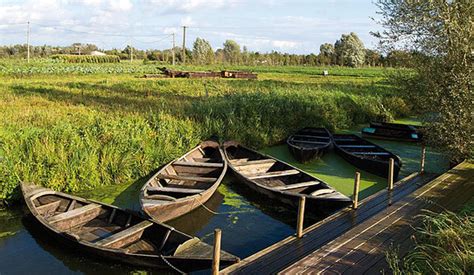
[297,196,306,238]
[388,158,394,191]
[212,228,222,275]
[353,172,361,209]
[420,145,426,174]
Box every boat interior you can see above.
[31,193,193,256]
[289,128,331,148]
[333,134,395,161]
[144,142,225,201]
[225,144,336,197]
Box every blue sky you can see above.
[0,0,382,54]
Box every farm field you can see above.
[0,59,412,204]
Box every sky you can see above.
[0,0,383,54]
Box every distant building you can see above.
[90,51,106,56]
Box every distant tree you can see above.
[192,38,214,65]
[223,40,241,64]
[334,32,365,67]
[365,49,383,67]
[375,0,473,162]
[319,43,335,65]
[385,50,414,67]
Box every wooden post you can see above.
[388,158,394,191]
[212,229,222,275]
[420,145,426,174]
[353,172,361,209]
[297,196,306,238]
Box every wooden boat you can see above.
[140,140,227,222]
[223,141,352,213]
[287,127,332,163]
[332,134,402,180]
[20,182,239,272]
[361,122,422,142]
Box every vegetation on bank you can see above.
[0,62,411,205]
[51,54,121,63]
[387,201,474,274]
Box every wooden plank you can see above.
[95,221,153,249]
[233,159,276,167]
[338,145,377,149]
[229,158,250,164]
[147,186,204,194]
[274,181,319,190]
[292,134,330,139]
[36,200,61,216]
[157,174,217,183]
[173,160,223,168]
[290,139,328,145]
[48,204,101,224]
[351,152,391,156]
[248,169,300,180]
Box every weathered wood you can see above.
[95,221,153,249]
[248,169,300,180]
[48,204,102,230]
[36,200,61,216]
[274,181,319,190]
[388,158,394,190]
[67,200,76,212]
[212,229,222,275]
[353,172,361,209]
[233,159,276,167]
[292,134,329,139]
[147,186,204,194]
[157,174,217,183]
[296,197,306,238]
[290,139,328,145]
[173,160,223,168]
[420,145,426,174]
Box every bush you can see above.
[51,54,120,63]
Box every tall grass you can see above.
[386,207,474,274]
[0,61,412,204]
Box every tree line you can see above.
[0,32,417,67]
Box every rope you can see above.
[160,255,186,274]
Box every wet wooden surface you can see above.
[222,163,473,274]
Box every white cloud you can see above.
[147,0,239,13]
[108,0,133,12]
[272,40,299,49]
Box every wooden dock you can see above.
[222,161,474,274]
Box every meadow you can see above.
[0,59,412,204]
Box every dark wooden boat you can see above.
[332,134,402,180]
[287,127,332,163]
[361,122,422,142]
[140,140,227,222]
[20,182,239,272]
[223,141,352,213]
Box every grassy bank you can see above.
[387,200,474,274]
[0,60,412,204]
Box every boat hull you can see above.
[287,127,332,163]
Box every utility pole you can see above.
[26,21,30,63]
[172,33,175,66]
[182,26,186,64]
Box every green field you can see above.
[0,59,413,204]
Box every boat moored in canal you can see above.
[20,182,240,272]
[287,127,332,163]
[361,122,422,142]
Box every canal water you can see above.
[0,124,450,274]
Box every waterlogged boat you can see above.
[362,122,422,142]
[223,141,352,213]
[333,134,402,180]
[287,127,332,163]
[140,140,227,222]
[21,182,239,272]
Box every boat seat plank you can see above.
[292,134,330,139]
[173,160,223,168]
[192,157,213,162]
[229,158,250,164]
[95,220,153,249]
[157,174,217,183]
[36,200,62,216]
[290,139,328,145]
[275,181,320,190]
[147,186,204,194]
[311,189,336,196]
[48,204,101,224]
[338,145,377,148]
[248,169,300,180]
[233,159,276,166]
[351,152,391,156]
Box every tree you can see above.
[223,40,241,64]
[375,0,473,162]
[334,32,365,67]
[365,49,383,67]
[192,38,214,65]
[319,43,335,65]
